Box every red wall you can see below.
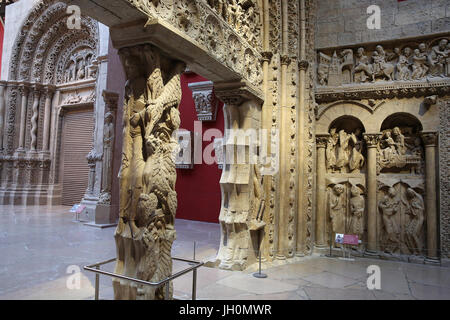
[175,73,224,223]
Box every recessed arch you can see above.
[380,112,423,133]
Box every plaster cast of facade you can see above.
[0,0,121,227]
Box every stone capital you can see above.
[421,131,438,146]
[102,90,119,112]
[281,55,291,66]
[261,51,273,63]
[364,133,382,147]
[316,134,329,148]
[298,60,309,71]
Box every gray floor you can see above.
[0,205,449,300]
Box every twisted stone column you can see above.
[30,85,41,152]
[421,131,439,261]
[364,133,381,254]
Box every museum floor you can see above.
[0,205,449,300]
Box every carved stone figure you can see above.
[326,128,364,173]
[403,188,425,255]
[113,45,184,300]
[411,46,429,80]
[329,184,345,234]
[101,112,115,198]
[371,45,395,81]
[326,128,338,171]
[77,59,86,80]
[396,47,412,80]
[428,39,448,77]
[349,186,364,236]
[379,187,400,253]
[354,47,373,83]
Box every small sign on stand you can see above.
[336,233,359,261]
[70,204,87,222]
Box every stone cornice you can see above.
[214,81,264,106]
[315,80,450,103]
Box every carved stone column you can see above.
[30,85,41,152]
[277,55,292,260]
[113,44,185,300]
[315,134,328,248]
[421,131,439,262]
[42,86,55,152]
[0,81,6,151]
[364,133,381,254]
[213,83,264,270]
[17,84,29,151]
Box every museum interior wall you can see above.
[175,72,224,224]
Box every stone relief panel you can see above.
[377,181,426,256]
[325,179,366,249]
[174,130,193,169]
[326,128,365,174]
[377,126,424,175]
[62,50,98,84]
[317,37,450,87]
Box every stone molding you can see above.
[316,79,450,103]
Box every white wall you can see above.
[1,0,40,80]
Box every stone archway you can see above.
[0,0,103,206]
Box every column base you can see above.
[276,254,287,260]
[424,257,440,265]
[84,222,117,229]
[364,250,379,257]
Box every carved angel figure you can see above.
[403,188,425,255]
[349,186,365,236]
[428,39,448,77]
[379,187,400,253]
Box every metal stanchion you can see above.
[325,232,333,257]
[165,281,170,300]
[253,249,267,278]
[189,241,196,266]
[192,268,197,300]
[95,265,100,300]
